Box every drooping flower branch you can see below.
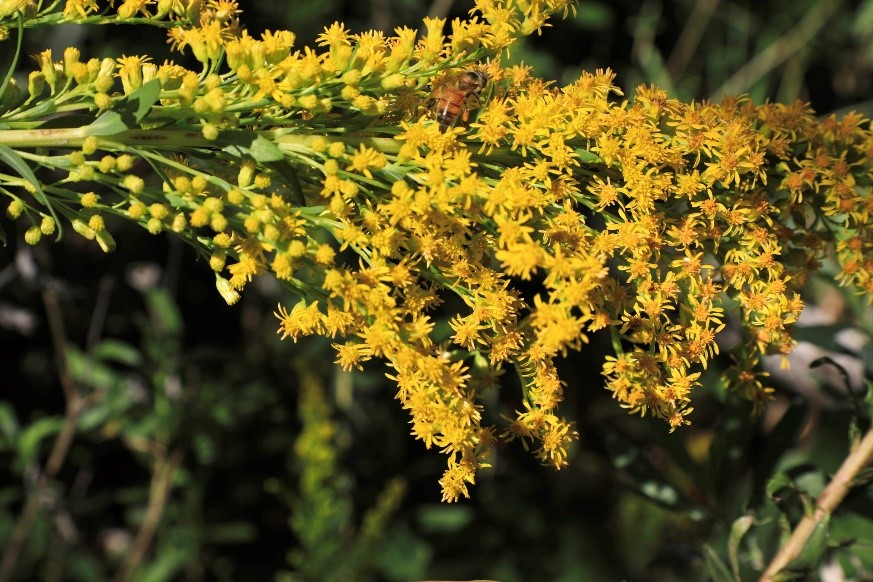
[1,0,871,502]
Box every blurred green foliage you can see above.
[2,0,873,580]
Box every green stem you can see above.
[0,127,214,149]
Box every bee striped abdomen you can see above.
[431,70,488,132]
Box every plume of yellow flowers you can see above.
[1,0,871,501]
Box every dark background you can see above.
[1,1,873,580]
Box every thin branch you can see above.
[760,427,873,580]
[114,449,184,582]
[666,0,722,81]
[0,287,84,582]
[427,0,454,19]
[86,276,114,352]
[711,0,844,100]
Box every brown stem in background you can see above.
[665,0,721,81]
[0,288,85,582]
[711,0,843,99]
[760,427,873,581]
[114,449,184,582]
[427,0,454,19]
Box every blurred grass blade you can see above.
[728,514,755,581]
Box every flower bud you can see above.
[88,214,105,232]
[6,198,24,218]
[116,155,135,172]
[39,215,56,235]
[237,160,256,188]
[27,71,45,98]
[215,275,241,305]
[63,46,81,79]
[24,226,41,245]
[95,230,116,252]
[202,123,219,140]
[72,218,96,240]
[146,217,163,234]
[209,250,226,271]
[171,213,187,232]
[123,174,145,194]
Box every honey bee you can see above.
[431,70,489,132]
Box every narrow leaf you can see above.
[121,79,162,124]
[786,513,831,571]
[146,288,182,336]
[219,130,284,162]
[84,110,128,136]
[728,514,755,581]
[92,339,143,366]
[0,145,62,240]
[0,402,19,445]
[17,416,64,466]
[84,79,162,136]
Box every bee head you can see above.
[459,70,488,93]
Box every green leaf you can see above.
[415,504,474,533]
[267,160,305,205]
[786,513,831,571]
[219,130,285,162]
[92,339,143,367]
[84,79,162,136]
[728,514,755,581]
[575,147,603,164]
[146,288,183,337]
[67,347,124,390]
[767,472,795,500]
[17,416,64,466]
[0,144,62,241]
[84,110,129,136]
[0,402,19,446]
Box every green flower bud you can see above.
[27,71,45,98]
[6,198,24,218]
[24,226,41,245]
[72,218,96,240]
[146,217,163,234]
[95,230,116,253]
[40,215,56,235]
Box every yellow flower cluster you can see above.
[2,0,872,502]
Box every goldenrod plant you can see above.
[1,0,873,578]
[1,0,872,500]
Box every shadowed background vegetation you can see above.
[2,1,873,580]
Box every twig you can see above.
[114,449,184,582]
[0,288,84,582]
[86,276,114,352]
[711,0,844,99]
[428,0,454,19]
[760,427,873,580]
[665,0,722,81]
